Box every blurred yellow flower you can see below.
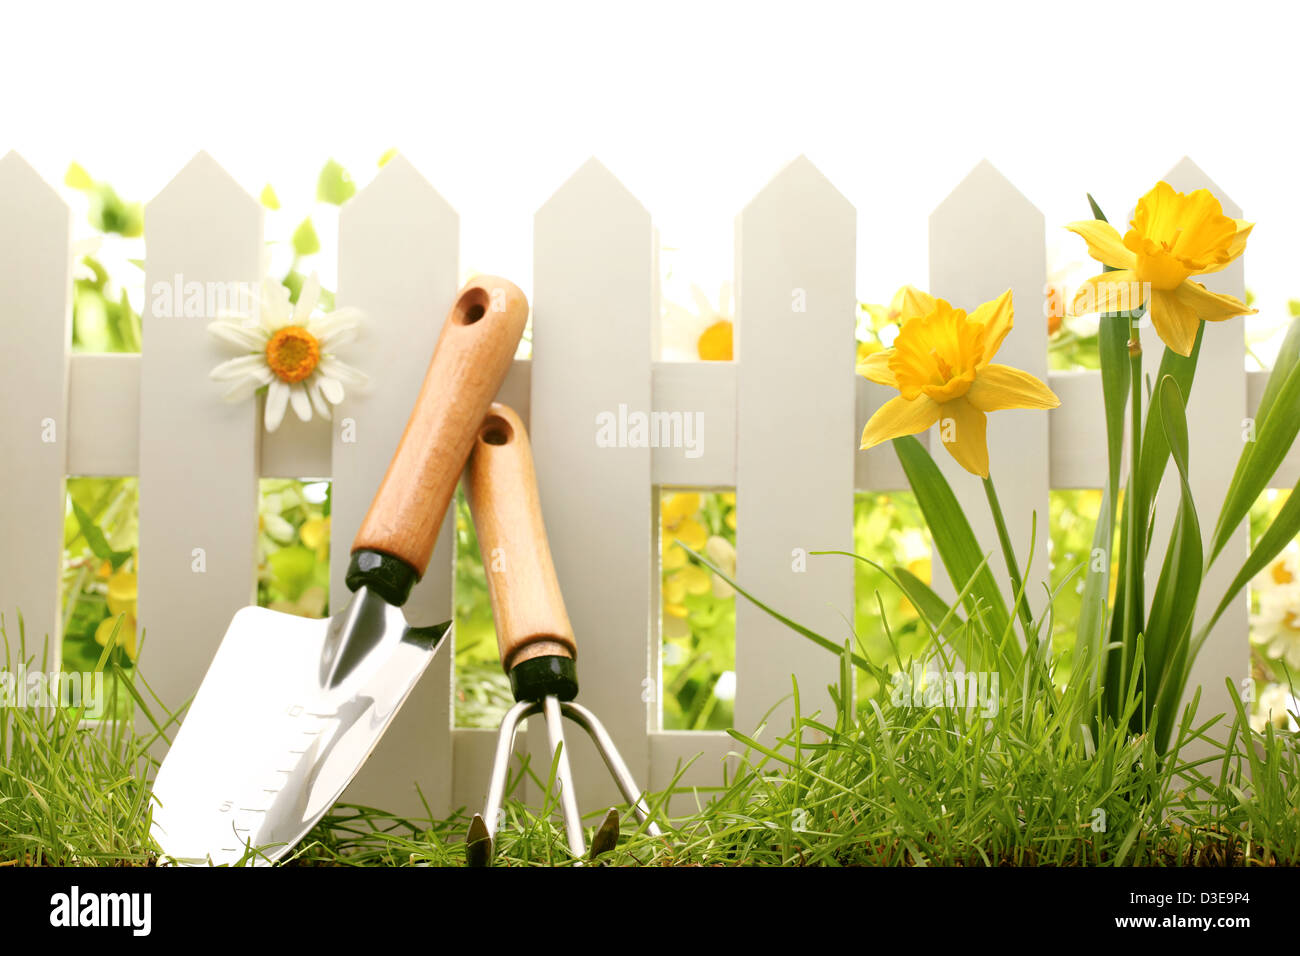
[300,515,330,562]
[94,569,138,661]
[858,289,1059,478]
[1067,181,1254,356]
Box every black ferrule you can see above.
[510,655,579,702]
[346,549,419,607]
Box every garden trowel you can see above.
[150,276,527,866]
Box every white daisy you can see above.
[660,282,734,362]
[208,273,368,432]
[1250,683,1298,734]
[1251,547,1300,670]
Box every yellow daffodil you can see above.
[299,515,330,562]
[1066,181,1255,356]
[94,569,138,661]
[661,491,708,564]
[858,289,1059,478]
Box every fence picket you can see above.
[531,158,654,810]
[1144,158,1248,742]
[735,156,855,741]
[0,153,71,668]
[928,161,1050,630]
[333,155,460,816]
[138,153,262,739]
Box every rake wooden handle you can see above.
[352,277,527,578]
[465,403,577,672]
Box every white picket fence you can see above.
[0,151,1290,819]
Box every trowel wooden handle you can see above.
[466,403,577,673]
[352,277,527,578]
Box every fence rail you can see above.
[0,150,1279,817]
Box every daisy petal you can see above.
[208,320,268,350]
[222,367,272,402]
[319,357,369,389]
[210,354,269,381]
[937,398,989,478]
[318,375,345,404]
[265,380,291,432]
[289,384,312,422]
[306,377,332,419]
[967,364,1060,413]
[293,272,322,325]
[860,394,941,450]
[1065,220,1136,271]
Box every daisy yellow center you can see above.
[1271,560,1294,586]
[887,301,986,403]
[1123,183,1238,291]
[265,326,321,383]
[1284,610,1300,633]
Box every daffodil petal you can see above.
[936,399,989,478]
[968,289,1014,362]
[896,286,937,321]
[856,348,897,387]
[1065,219,1137,271]
[860,395,941,450]
[1069,271,1145,316]
[1147,288,1201,357]
[1173,279,1255,324]
[966,364,1060,413]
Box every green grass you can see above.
[3,563,1299,865]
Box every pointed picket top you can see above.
[0,151,71,668]
[0,152,67,220]
[742,153,851,218]
[537,156,649,222]
[148,151,255,219]
[933,158,1036,222]
[342,151,457,227]
[1162,156,1242,217]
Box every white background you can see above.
[1,0,1297,341]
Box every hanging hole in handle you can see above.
[454,286,492,325]
[481,416,512,446]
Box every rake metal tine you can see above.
[562,700,664,838]
[589,808,620,860]
[468,699,539,867]
[543,694,587,861]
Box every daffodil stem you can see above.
[1121,319,1146,682]
[982,476,1035,639]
